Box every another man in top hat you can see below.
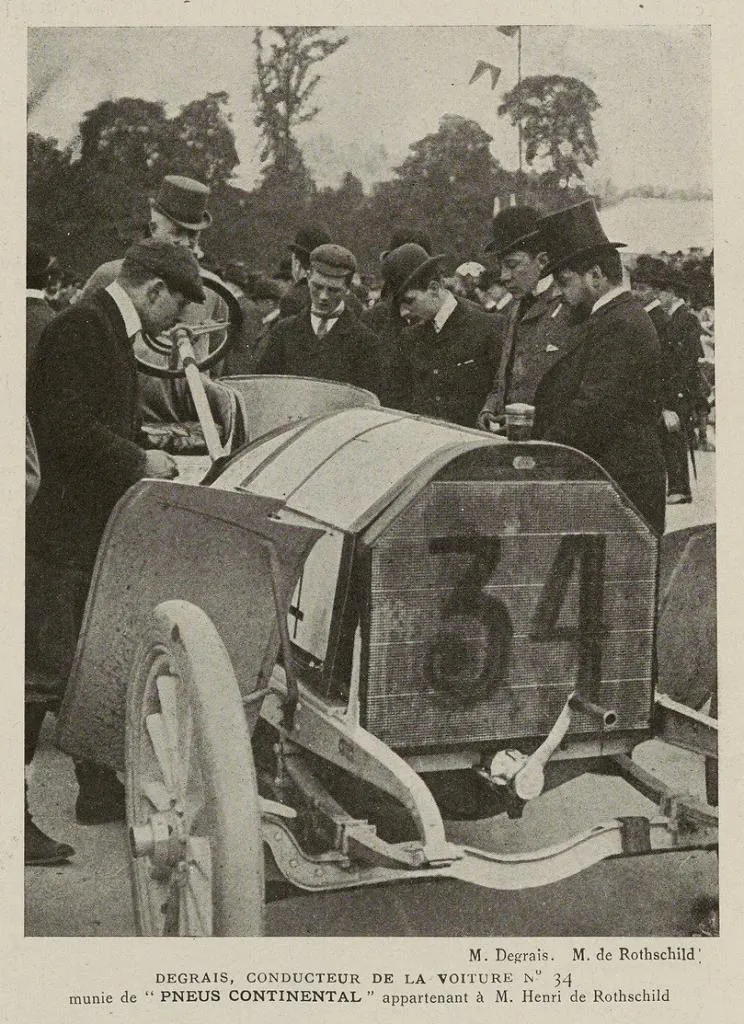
[80,175,233,429]
[533,200,666,533]
[256,244,383,395]
[27,239,202,829]
[477,206,578,431]
[382,243,504,427]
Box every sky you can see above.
[27,25,712,194]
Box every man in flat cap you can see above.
[278,225,366,322]
[381,243,504,427]
[26,239,203,828]
[532,200,666,533]
[477,205,577,432]
[256,243,383,395]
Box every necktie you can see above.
[315,317,330,340]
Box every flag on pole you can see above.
[497,26,520,38]
[469,60,501,89]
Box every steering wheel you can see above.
[135,270,243,379]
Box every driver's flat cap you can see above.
[309,243,357,278]
[121,238,205,303]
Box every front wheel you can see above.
[125,600,264,935]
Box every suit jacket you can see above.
[255,306,384,397]
[534,290,666,533]
[403,300,505,427]
[27,289,147,571]
[480,284,579,417]
[662,303,706,413]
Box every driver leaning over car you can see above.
[26,239,204,825]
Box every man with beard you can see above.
[381,243,504,427]
[533,200,666,533]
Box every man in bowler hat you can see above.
[477,205,578,432]
[26,240,203,830]
[533,200,666,533]
[256,244,383,395]
[381,243,504,427]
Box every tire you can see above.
[126,600,264,935]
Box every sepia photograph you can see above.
[21,19,720,947]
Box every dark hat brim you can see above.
[149,198,212,231]
[483,228,543,259]
[382,253,446,300]
[545,241,627,276]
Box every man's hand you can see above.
[477,409,504,433]
[662,409,681,433]
[142,449,179,479]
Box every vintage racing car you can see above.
[55,365,718,937]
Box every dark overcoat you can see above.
[255,306,384,397]
[27,290,147,572]
[662,303,706,414]
[403,300,505,427]
[533,291,666,533]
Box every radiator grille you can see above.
[364,480,657,749]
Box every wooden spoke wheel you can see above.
[126,600,264,936]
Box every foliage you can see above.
[498,75,600,186]
[252,27,347,189]
[369,115,511,261]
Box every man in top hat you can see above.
[256,243,383,395]
[477,206,578,432]
[645,264,708,501]
[80,175,233,427]
[533,199,666,533]
[381,243,504,427]
[26,239,203,830]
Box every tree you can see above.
[370,115,510,260]
[498,75,600,187]
[168,92,239,188]
[78,98,169,184]
[252,27,348,188]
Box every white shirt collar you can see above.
[533,274,553,297]
[644,298,661,312]
[26,288,48,301]
[496,292,513,310]
[433,290,458,333]
[668,297,685,316]
[311,301,344,336]
[105,280,143,339]
[591,284,629,316]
